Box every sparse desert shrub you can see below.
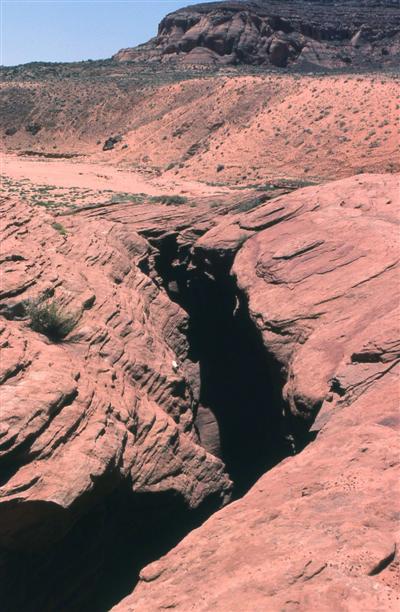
[236,196,265,213]
[150,195,188,205]
[52,222,67,236]
[27,299,77,341]
[35,200,58,208]
[110,193,144,204]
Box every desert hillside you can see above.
[1,69,399,184]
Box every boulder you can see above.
[25,122,41,135]
[103,134,122,151]
[269,37,291,67]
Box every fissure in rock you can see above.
[147,232,302,498]
[2,231,311,612]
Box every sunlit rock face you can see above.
[114,0,400,70]
[112,173,400,612]
[0,193,232,610]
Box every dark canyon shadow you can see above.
[184,268,293,498]
[149,232,302,498]
[1,484,223,612]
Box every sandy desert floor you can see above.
[0,154,233,199]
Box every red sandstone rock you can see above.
[114,173,400,610]
[0,194,232,609]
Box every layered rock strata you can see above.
[113,173,400,611]
[114,0,400,70]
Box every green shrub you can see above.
[34,200,58,208]
[27,299,77,341]
[109,192,144,204]
[150,195,188,206]
[236,196,265,213]
[52,222,67,236]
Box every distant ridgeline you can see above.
[113,0,400,71]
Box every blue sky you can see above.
[1,0,216,66]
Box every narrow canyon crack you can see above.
[143,230,311,498]
[1,223,315,612]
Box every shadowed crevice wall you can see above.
[0,483,224,612]
[146,232,311,498]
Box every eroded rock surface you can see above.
[114,0,400,70]
[114,173,400,611]
[0,195,232,610]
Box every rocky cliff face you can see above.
[114,0,400,70]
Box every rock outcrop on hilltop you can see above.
[114,0,400,70]
[112,173,400,610]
